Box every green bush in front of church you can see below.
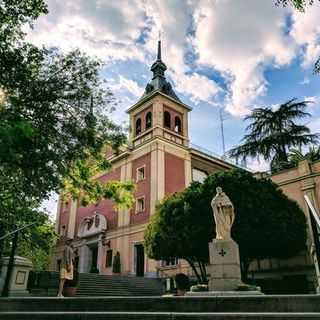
[144,169,307,283]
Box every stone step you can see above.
[1,296,319,313]
[28,272,163,296]
[75,274,163,296]
[1,311,320,320]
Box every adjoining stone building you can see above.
[51,42,320,293]
[251,160,320,293]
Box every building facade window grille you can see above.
[161,257,178,267]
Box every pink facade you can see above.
[130,153,151,225]
[165,152,185,195]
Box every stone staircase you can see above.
[76,273,163,296]
[28,272,163,297]
[0,295,320,319]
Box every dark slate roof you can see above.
[138,41,181,103]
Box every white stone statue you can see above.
[211,187,235,240]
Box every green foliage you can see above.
[1,207,57,270]
[229,99,318,172]
[112,252,121,274]
[145,169,307,282]
[0,0,135,260]
[288,146,320,164]
[145,182,211,282]
[271,146,320,173]
[17,221,57,271]
[274,0,316,11]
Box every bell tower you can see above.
[127,41,191,149]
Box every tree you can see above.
[274,0,317,11]
[0,0,135,276]
[0,0,135,251]
[14,219,57,271]
[286,146,320,167]
[228,99,318,172]
[145,183,211,283]
[145,169,307,283]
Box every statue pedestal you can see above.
[207,239,242,291]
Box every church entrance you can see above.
[89,245,98,273]
[135,244,144,277]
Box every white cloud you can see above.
[109,76,144,99]
[299,77,310,85]
[308,117,320,134]
[246,158,270,173]
[193,0,296,116]
[26,0,146,61]
[25,0,320,120]
[143,0,221,105]
[290,4,320,68]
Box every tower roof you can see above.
[139,41,181,102]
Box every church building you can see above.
[52,41,239,278]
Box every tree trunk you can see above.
[197,260,207,283]
[241,259,251,283]
[186,258,201,283]
[1,232,18,297]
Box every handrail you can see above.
[0,221,38,241]
[304,195,320,228]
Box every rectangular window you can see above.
[136,197,145,213]
[161,257,178,267]
[136,166,145,182]
[106,249,113,267]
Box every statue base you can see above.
[207,238,242,291]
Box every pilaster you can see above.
[67,199,77,239]
[118,161,132,227]
[55,197,62,234]
[150,142,165,215]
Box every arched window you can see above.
[164,111,171,129]
[146,112,152,130]
[135,118,142,136]
[174,116,182,133]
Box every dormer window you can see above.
[146,112,152,130]
[164,111,171,129]
[135,118,142,136]
[174,116,182,134]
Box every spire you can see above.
[157,40,161,61]
[151,40,167,79]
[139,40,181,102]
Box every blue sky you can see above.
[29,0,320,215]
